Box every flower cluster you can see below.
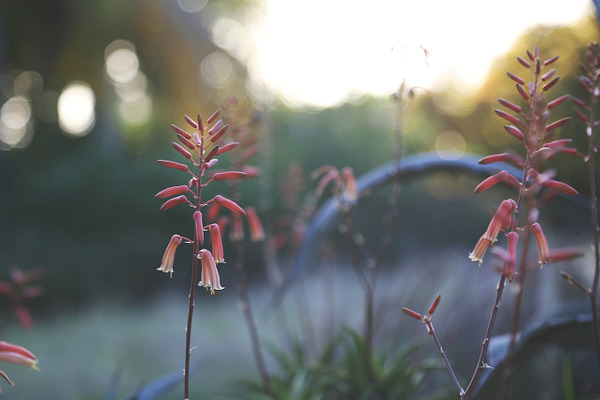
[156,108,248,294]
[203,99,265,243]
[469,47,579,279]
[0,267,43,330]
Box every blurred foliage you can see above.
[241,327,452,400]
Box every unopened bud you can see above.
[428,295,441,316]
[402,307,423,320]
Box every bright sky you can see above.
[237,0,595,109]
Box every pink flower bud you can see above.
[155,185,189,199]
[160,195,188,211]
[216,142,239,155]
[478,153,525,168]
[177,134,196,151]
[210,124,230,143]
[428,295,441,316]
[504,125,525,141]
[516,84,530,101]
[230,214,245,242]
[498,98,522,113]
[204,145,220,163]
[544,139,572,148]
[571,96,586,107]
[540,179,579,196]
[574,108,589,124]
[193,211,204,246]
[242,165,262,178]
[246,207,265,242]
[541,68,556,82]
[15,306,33,330]
[507,71,525,85]
[157,234,182,277]
[208,224,224,263]
[170,124,192,140]
[208,119,223,136]
[172,142,192,159]
[526,49,535,61]
[542,76,560,92]
[157,160,189,172]
[184,114,198,129]
[207,108,222,124]
[531,223,550,264]
[402,307,423,320]
[495,109,520,125]
[474,171,521,193]
[543,55,559,66]
[214,195,246,216]
[547,94,570,109]
[212,171,248,181]
[516,56,531,69]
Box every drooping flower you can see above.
[0,340,39,392]
[157,235,182,277]
[469,235,492,265]
[483,199,517,243]
[193,211,204,246]
[531,223,550,264]
[208,224,225,263]
[246,207,265,242]
[197,249,224,294]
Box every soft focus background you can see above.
[1,0,600,398]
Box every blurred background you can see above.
[1,0,600,398]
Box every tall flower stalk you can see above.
[568,41,600,374]
[403,47,579,400]
[155,108,247,400]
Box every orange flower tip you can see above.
[542,76,560,92]
[157,160,189,172]
[212,171,248,181]
[184,115,198,129]
[545,117,571,133]
[214,195,246,216]
[170,124,192,140]
[402,307,422,320]
[495,109,520,125]
[428,295,441,316]
[207,107,222,124]
[474,171,520,193]
[507,71,525,85]
[155,185,189,199]
[216,142,239,155]
[498,98,522,113]
[160,195,188,211]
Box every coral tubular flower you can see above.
[478,152,525,168]
[160,195,188,211]
[469,235,492,265]
[531,223,550,265]
[212,171,248,181]
[0,341,38,370]
[474,171,521,193]
[155,185,190,199]
[157,160,189,172]
[193,211,204,246]
[246,207,265,242]
[197,249,224,294]
[504,231,519,281]
[208,224,225,264]
[540,179,579,196]
[214,195,246,216]
[157,235,182,277]
[484,199,517,243]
